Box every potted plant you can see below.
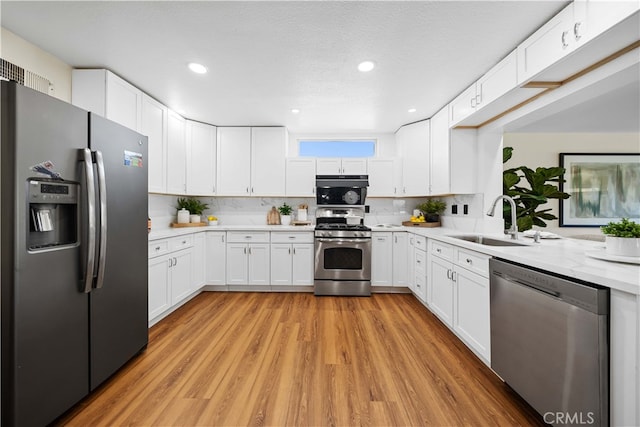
[278,202,293,226]
[601,218,640,257]
[416,199,447,223]
[502,146,571,231]
[176,197,209,223]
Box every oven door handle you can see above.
[316,238,371,243]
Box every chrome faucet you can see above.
[487,195,518,240]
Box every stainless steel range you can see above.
[314,206,372,296]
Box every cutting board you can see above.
[171,222,207,228]
[402,221,441,227]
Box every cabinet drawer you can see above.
[270,231,314,244]
[414,235,427,251]
[431,240,453,260]
[456,248,490,277]
[148,240,169,258]
[227,231,270,243]
[169,235,193,251]
[415,249,427,272]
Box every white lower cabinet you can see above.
[392,232,408,286]
[148,235,195,324]
[427,238,490,363]
[372,232,393,286]
[226,232,270,285]
[205,231,226,285]
[270,232,314,286]
[413,235,428,302]
[191,233,206,290]
[407,235,416,292]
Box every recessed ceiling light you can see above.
[357,61,375,72]
[188,62,207,74]
[291,108,300,114]
[408,108,417,113]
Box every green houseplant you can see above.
[176,197,209,223]
[278,203,293,225]
[416,199,447,222]
[502,146,571,232]
[601,218,640,256]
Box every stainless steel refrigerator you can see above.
[1,81,149,426]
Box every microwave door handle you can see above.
[94,150,107,289]
[80,148,96,293]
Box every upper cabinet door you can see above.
[396,120,429,197]
[316,158,342,175]
[286,158,316,196]
[105,72,142,132]
[573,0,640,46]
[251,127,286,196]
[166,110,187,194]
[341,159,367,175]
[517,3,576,84]
[186,120,216,196]
[367,158,399,197]
[476,50,518,110]
[217,127,251,196]
[141,94,168,193]
[429,107,450,196]
[449,84,478,126]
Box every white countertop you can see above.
[149,224,640,295]
[403,226,640,295]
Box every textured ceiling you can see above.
[1,1,570,133]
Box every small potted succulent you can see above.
[601,218,640,257]
[278,202,293,226]
[176,197,209,223]
[416,199,447,223]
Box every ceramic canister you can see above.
[177,208,190,224]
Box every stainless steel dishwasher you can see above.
[490,258,609,427]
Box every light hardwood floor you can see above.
[57,292,544,426]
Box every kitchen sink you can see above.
[448,235,529,247]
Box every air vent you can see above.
[1,58,52,94]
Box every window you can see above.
[298,140,375,157]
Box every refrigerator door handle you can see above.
[94,150,107,289]
[81,148,96,293]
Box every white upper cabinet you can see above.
[367,158,401,197]
[141,94,168,193]
[316,158,367,175]
[251,127,286,196]
[517,3,577,84]
[574,0,640,47]
[217,127,252,196]
[286,158,316,197]
[449,50,521,128]
[186,120,216,196]
[166,110,187,195]
[396,120,430,196]
[429,107,451,196]
[72,69,142,132]
[217,127,287,196]
[516,1,639,85]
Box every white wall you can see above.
[0,27,73,102]
[503,132,640,236]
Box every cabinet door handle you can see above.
[475,93,482,105]
[251,187,254,193]
[168,258,173,267]
[248,247,252,255]
[222,236,225,243]
[245,236,252,239]
[182,240,187,244]
[289,236,296,239]
[452,271,457,282]
[436,248,442,253]
[244,247,247,254]
[246,187,249,193]
[466,258,473,265]
[173,257,177,266]
[155,246,161,251]
[288,248,291,254]
[470,97,476,108]
[293,248,296,255]
[446,269,451,279]
[573,22,582,41]
[561,30,569,49]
